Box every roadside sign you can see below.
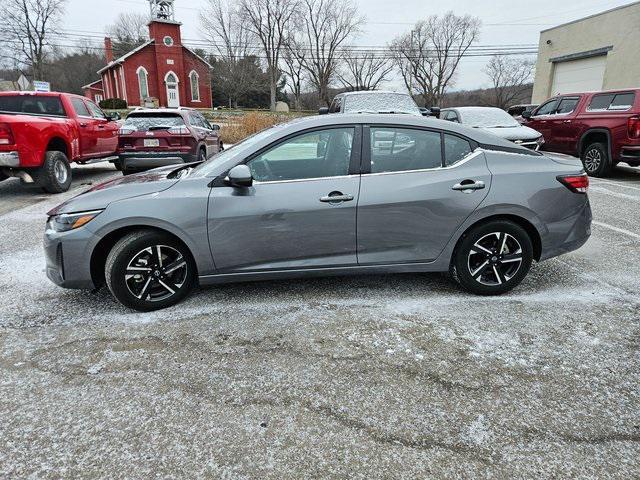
[33,81,51,92]
[17,74,30,91]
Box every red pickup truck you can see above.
[0,91,120,193]
[523,88,640,177]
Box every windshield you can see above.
[0,95,66,117]
[343,93,421,115]
[460,108,520,128]
[191,125,279,176]
[124,113,185,131]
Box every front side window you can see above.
[248,127,354,182]
[535,99,560,116]
[444,134,473,166]
[370,127,442,173]
[71,97,90,117]
[137,67,149,99]
[189,71,200,101]
[86,100,106,119]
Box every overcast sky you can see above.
[61,0,630,91]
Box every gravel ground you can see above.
[0,161,639,479]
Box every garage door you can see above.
[551,55,607,95]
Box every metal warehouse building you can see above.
[532,1,640,103]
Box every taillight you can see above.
[118,127,137,135]
[628,116,640,139]
[0,122,15,145]
[168,126,190,135]
[557,174,589,194]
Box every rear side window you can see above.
[370,127,441,173]
[588,93,636,111]
[0,95,66,117]
[70,98,90,117]
[124,113,185,131]
[444,134,473,166]
[556,97,579,114]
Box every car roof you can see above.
[127,107,192,116]
[551,88,640,98]
[280,113,529,151]
[336,90,411,97]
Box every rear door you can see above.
[189,112,218,157]
[208,125,361,272]
[69,97,100,157]
[357,126,491,264]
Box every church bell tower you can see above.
[149,0,176,22]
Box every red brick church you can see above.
[83,0,212,109]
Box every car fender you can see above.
[578,128,612,159]
[432,203,547,270]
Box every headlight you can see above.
[47,210,103,232]
[537,136,545,145]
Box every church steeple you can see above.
[149,0,176,22]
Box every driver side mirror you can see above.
[318,107,329,115]
[522,110,533,120]
[226,165,253,187]
[106,112,121,122]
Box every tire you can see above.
[105,230,197,311]
[581,142,612,178]
[452,220,533,296]
[219,141,224,151]
[34,151,72,193]
[0,171,8,182]
[198,147,207,162]
[113,159,123,171]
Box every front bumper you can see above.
[118,151,197,172]
[44,225,97,290]
[0,151,20,167]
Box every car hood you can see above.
[478,124,541,141]
[48,165,181,216]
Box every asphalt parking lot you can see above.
[1,161,639,478]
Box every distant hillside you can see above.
[440,84,534,109]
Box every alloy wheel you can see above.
[125,245,188,302]
[54,159,68,184]
[583,148,602,173]
[467,232,523,286]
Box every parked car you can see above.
[441,106,544,151]
[522,89,640,177]
[116,107,222,174]
[320,91,438,117]
[45,114,591,311]
[508,104,539,124]
[0,91,119,193]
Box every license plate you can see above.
[144,139,160,147]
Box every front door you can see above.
[357,126,491,264]
[84,99,119,155]
[165,72,180,107]
[546,96,581,154]
[527,98,560,151]
[207,126,360,273]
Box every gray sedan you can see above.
[44,114,592,311]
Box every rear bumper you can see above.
[619,146,640,165]
[0,151,20,167]
[539,199,592,261]
[118,151,197,172]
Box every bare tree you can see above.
[282,31,306,111]
[106,12,149,58]
[298,0,363,106]
[200,0,259,108]
[238,0,299,110]
[338,50,393,91]
[484,55,534,109]
[0,0,67,80]
[391,12,481,107]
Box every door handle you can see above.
[320,192,354,203]
[452,180,485,192]
[563,120,572,123]
[79,122,88,127]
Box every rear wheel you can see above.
[198,147,207,162]
[452,220,533,296]
[35,151,72,193]
[581,142,612,178]
[105,230,196,311]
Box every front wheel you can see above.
[452,220,533,296]
[105,230,197,311]
[35,151,72,193]
[0,171,8,182]
[581,142,612,178]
